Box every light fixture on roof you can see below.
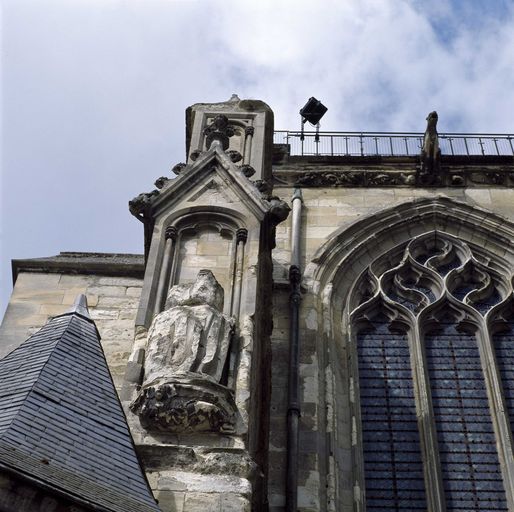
[299,97,328,145]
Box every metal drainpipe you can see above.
[286,188,303,511]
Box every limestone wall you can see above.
[0,271,143,390]
[269,185,514,512]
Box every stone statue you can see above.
[420,111,441,180]
[131,270,238,433]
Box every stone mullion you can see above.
[153,226,177,316]
[346,321,365,512]
[479,319,514,510]
[411,321,446,512]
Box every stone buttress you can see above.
[122,96,289,511]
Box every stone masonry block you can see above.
[97,277,143,287]
[14,273,61,290]
[86,285,127,297]
[220,493,250,511]
[183,492,220,511]
[154,490,185,512]
[126,286,142,297]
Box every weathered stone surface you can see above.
[131,270,238,433]
[0,269,142,390]
[131,375,238,433]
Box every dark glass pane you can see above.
[426,325,508,511]
[493,324,514,435]
[358,324,427,511]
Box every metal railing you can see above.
[273,130,514,157]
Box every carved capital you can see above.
[165,226,178,241]
[203,114,235,150]
[245,126,255,136]
[236,228,248,244]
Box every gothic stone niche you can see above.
[131,270,238,433]
[175,226,233,306]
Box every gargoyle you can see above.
[420,111,441,178]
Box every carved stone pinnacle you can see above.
[203,114,235,150]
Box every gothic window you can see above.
[350,232,514,512]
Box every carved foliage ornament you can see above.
[203,114,235,150]
[294,171,415,187]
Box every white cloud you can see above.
[1,0,514,314]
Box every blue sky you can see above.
[2,0,514,315]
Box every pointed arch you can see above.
[308,196,514,303]
[313,198,514,511]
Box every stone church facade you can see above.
[1,96,514,512]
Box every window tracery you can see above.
[350,232,514,512]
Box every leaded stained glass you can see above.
[358,325,426,511]
[350,232,514,512]
[426,325,507,511]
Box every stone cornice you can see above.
[272,154,514,188]
[12,252,145,285]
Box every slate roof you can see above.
[0,295,160,512]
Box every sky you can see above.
[1,0,514,316]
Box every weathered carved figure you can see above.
[420,111,441,180]
[131,270,238,433]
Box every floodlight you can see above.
[300,97,328,126]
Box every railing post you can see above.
[479,137,485,156]
[464,137,470,156]
[493,138,500,156]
